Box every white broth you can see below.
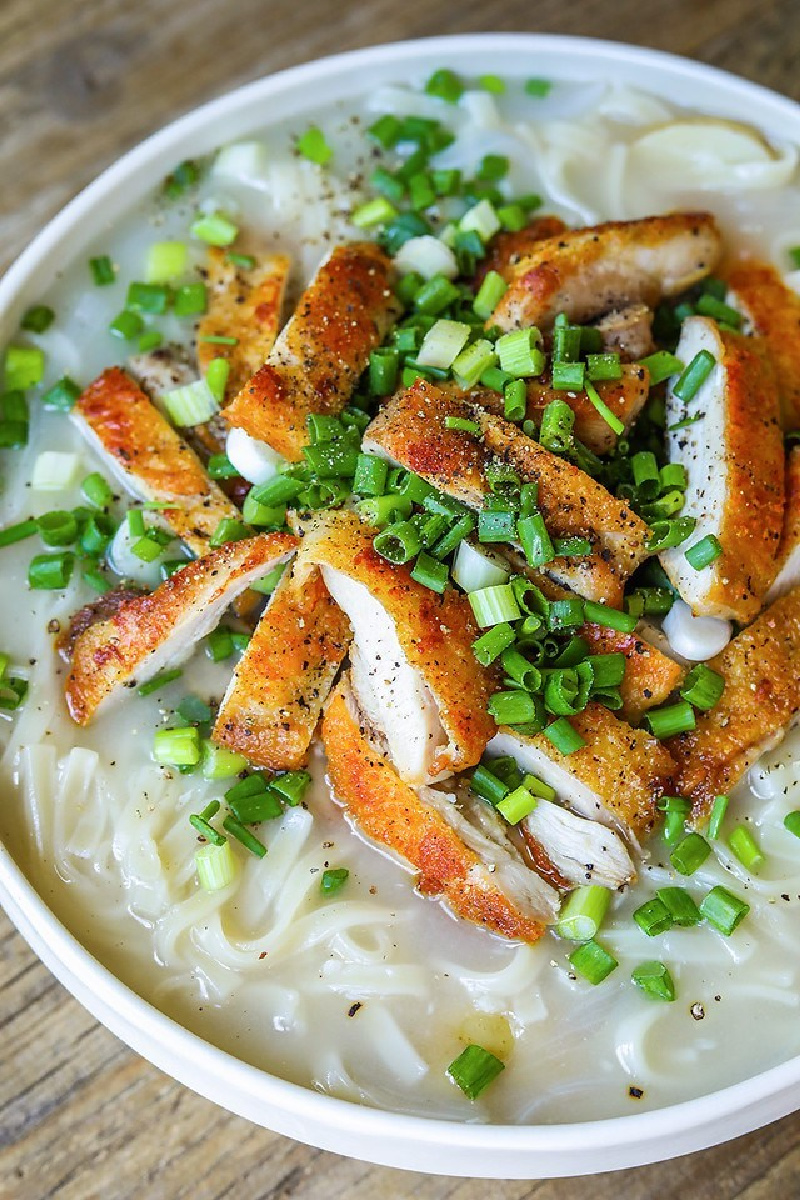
[2,77,800,1124]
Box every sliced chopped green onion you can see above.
[496,328,544,378]
[430,511,475,559]
[201,741,249,781]
[657,886,701,927]
[639,351,683,386]
[153,725,201,766]
[488,689,543,727]
[659,794,691,844]
[89,255,116,286]
[207,453,238,480]
[631,960,675,1002]
[164,159,200,199]
[424,67,463,103]
[460,199,501,242]
[0,518,38,549]
[478,73,506,94]
[557,885,611,941]
[684,534,722,571]
[367,114,403,148]
[374,520,422,565]
[41,376,81,411]
[525,77,552,97]
[163,379,218,426]
[357,494,413,527]
[633,896,673,937]
[353,454,388,498]
[452,339,498,388]
[673,349,716,402]
[320,867,350,895]
[569,938,617,984]
[227,786,283,825]
[195,839,236,890]
[137,668,183,697]
[447,1043,504,1100]
[173,282,208,317]
[223,814,267,857]
[783,810,800,839]
[109,309,144,341]
[271,770,311,806]
[473,271,508,321]
[501,378,526,422]
[699,885,749,935]
[414,274,460,315]
[137,330,163,353]
[205,357,230,405]
[190,212,239,246]
[539,398,574,453]
[552,361,585,391]
[517,512,554,567]
[728,825,764,873]
[582,600,636,633]
[647,516,697,553]
[352,196,398,228]
[496,784,538,825]
[586,352,622,382]
[209,518,251,548]
[670,831,711,876]
[472,622,516,666]
[468,583,521,628]
[126,281,170,314]
[471,764,510,805]
[178,694,212,725]
[496,204,527,232]
[21,304,55,334]
[707,793,729,840]
[583,379,624,436]
[37,510,77,546]
[28,551,74,590]
[696,294,741,328]
[81,472,113,509]
[645,700,696,739]
[4,344,45,390]
[544,717,585,755]
[296,125,332,164]
[417,319,470,370]
[146,240,187,283]
[411,550,449,593]
[680,663,725,711]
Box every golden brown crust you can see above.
[726,258,800,428]
[491,212,723,331]
[213,564,351,770]
[65,534,298,725]
[299,510,497,778]
[771,445,800,595]
[224,242,401,460]
[669,586,800,818]
[474,216,569,285]
[478,410,651,580]
[197,247,291,401]
[508,703,676,841]
[322,680,546,944]
[72,368,241,557]
[580,625,687,726]
[363,382,626,604]
[519,365,650,456]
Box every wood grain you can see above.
[2,0,800,1194]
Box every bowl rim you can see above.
[1,31,800,1178]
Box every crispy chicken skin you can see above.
[767,446,800,602]
[223,242,401,460]
[65,534,297,725]
[662,317,785,621]
[725,259,800,429]
[71,368,241,558]
[197,247,291,401]
[478,410,651,580]
[322,678,552,942]
[490,703,676,845]
[669,586,800,819]
[490,364,650,456]
[298,509,497,784]
[363,382,627,605]
[490,213,723,332]
[213,563,351,770]
[474,216,569,285]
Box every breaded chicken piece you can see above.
[594,305,655,362]
[197,247,291,401]
[322,677,557,941]
[669,586,800,819]
[489,703,676,845]
[478,410,651,580]
[491,213,723,332]
[213,562,351,770]
[298,510,497,785]
[767,446,800,603]
[474,216,569,285]
[363,382,626,605]
[71,368,241,558]
[509,364,650,456]
[725,259,800,429]
[661,317,784,622]
[224,242,401,460]
[65,534,297,725]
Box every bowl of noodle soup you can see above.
[1,33,800,1178]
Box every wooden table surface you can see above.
[2,0,800,1195]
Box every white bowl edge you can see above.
[1,32,799,1179]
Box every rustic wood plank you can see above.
[2,0,800,1194]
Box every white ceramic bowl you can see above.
[2,33,800,1179]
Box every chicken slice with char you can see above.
[65,533,298,725]
[661,316,784,622]
[71,368,242,558]
[594,305,655,362]
[197,247,291,402]
[725,259,800,429]
[297,509,497,785]
[489,703,676,847]
[516,365,650,456]
[322,676,557,942]
[363,381,626,605]
[490,212,723,332]
[478,410,651,581]
[766,445,800,603]
[668,585,800,819]
[473,215,569,285]
[212,561,352,771]
[223,242,401,461]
